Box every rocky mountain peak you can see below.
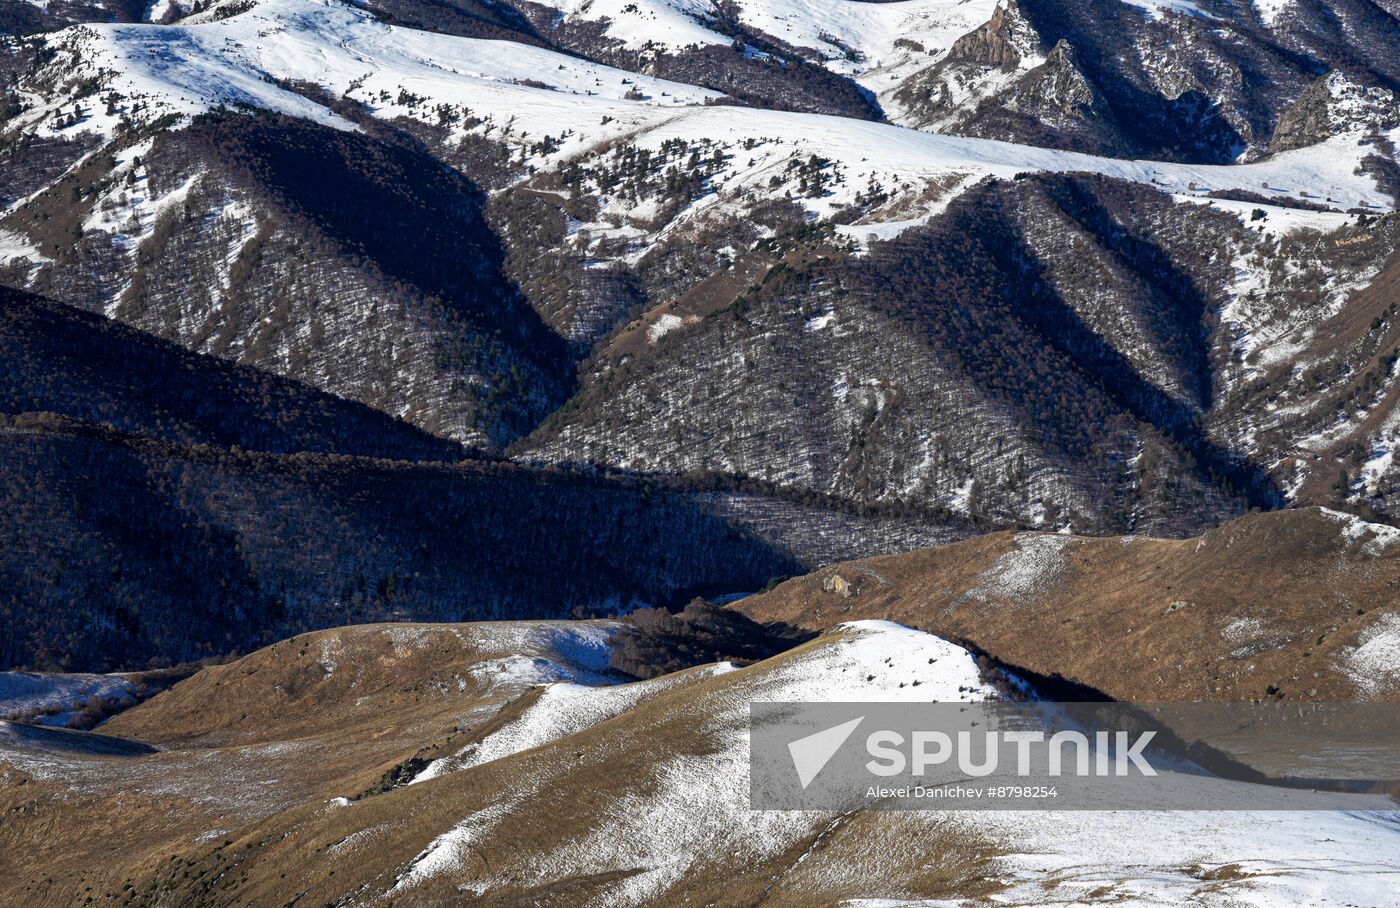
[944,3,1030,70]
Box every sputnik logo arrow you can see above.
[788,715,864,789]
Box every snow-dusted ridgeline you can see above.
[11,0,1395,247]
[379,620,1400,906]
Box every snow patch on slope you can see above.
[1336,613,1400,698]
[647,312,690,342]
[392,621,995,899]
[1355,408,1400,495]
[414,661,738,784]
[392,619,1400,906]
[83,168,202,253]
[735,0,1001,81]
[390,802,511,895]
[528,0,724,51]
[983,808,1400,907]
[969,533,1073,601]
[1320,508,1400,555]
[458,621,623,691]
[0,672,140,725]
[1220,224,1387,386]
[493,622,993,903]
[1254,0,1292,26]
[1121,0,1216,21]
[0,229,48,269]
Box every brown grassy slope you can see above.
[1,624,1006,908]
[115,628,1005,908]
[736,507,1400,702]
[0,621,623,907]
[103,621,620,747]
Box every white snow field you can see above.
[470,0,1007,86]
[14,0,1394,252]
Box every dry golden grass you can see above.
[2,623,1008,907]
[737,507,1400,703]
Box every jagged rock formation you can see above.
[879,0,1400,162]
[953,37,1128,154]
[889,3,1045,133]
[1269,70,1400,154]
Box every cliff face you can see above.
[946,6,1025,69]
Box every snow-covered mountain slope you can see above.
[11,0,1400,163]
[5,618,1396,906]
[372,0,1400,162]
[520,0,1007,86]
[14,0,721,142]
[4,0,1400,536]
[9,0,1393,243]
[896,0,1400,162]
[12,0,1393,210]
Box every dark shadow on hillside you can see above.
[0,417,803,673]
[854,178,1281,512]
[175,110,571,381]
[1016,0,1245,162]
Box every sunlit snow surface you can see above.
[16,0,1393,251]
[1120,0,1216,21]
[57,0,722,139]
[487,0,1003,82]
[1253,0,1294,26]
[379,622,1400,906]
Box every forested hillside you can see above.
[0,416,797,670]
[0,285,465,459]
[3,0,1400,669]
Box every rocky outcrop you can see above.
[944,5,1026,70]
[1269,71,1400,155]
[1010,40,1101,117]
